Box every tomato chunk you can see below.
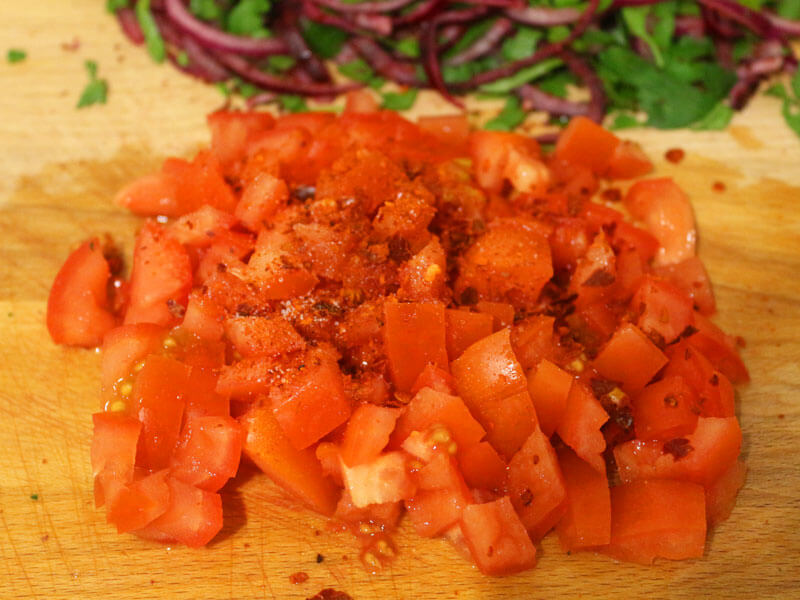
[527,359,573,438]
[91,413,141,507]
[604,479,706,564]
[106,469,170,533]
[592,323,668,394]
[170,416,242,492]
[340,404,400,467]
[341,452,416,508]
[632,375,699,441]
[556,382,609,474]
[555,116,620,174]
[460,496,537,576]
[47,238,116,347]
[445,309,494,361]
[556,448,611,551]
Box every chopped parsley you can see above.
[77,61,109,109]
[484,95,526,132]
[106,0,129,13]
[135,0,166,63]
[381,89,418,111]
[7,49,26,63]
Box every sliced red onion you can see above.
[698,0,775,39]
[216,52,361,96]
[420,20,464,108]
[246,92,279,108]
[164,0,289,57]
[446,18,513,66]
[505,6,582,27]
[181,36,232,82]
[117,8,145,45]
[765,12,800,37]
[354,13,393,36]
[558,50,606,123]
[311,0,416,14]
[518,84,589,117]
[394,0,447,26]
[675,15,706,38]
[348,37,420,86]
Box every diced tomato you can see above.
[555,116,620,174]
[170,416,242,491]
[410,363,456,396]
[341,451,416,508]
[604,479,706,564]
[340,404,400,467]
[235,173,289,232]
[460,496,538,576]
[624,178,696,266]
[663,341,735,418]
[605,139,653,179]
[406,453,472,537]
[384,300,449,392]
[182,369,230,421]
[614,416,742,487]
[653,256,716,315]
[555,447,611,551]
[705,460,747,526]
[507,427,567,540]
[195,231,255,285]
[334,489,402,532]
[270,347,352,450]
[391,387,486,451]
[344,89,379,114]
[135,476,223,548]
[132,355,190,470]
[124,222,192,327]
[224,315,305,358]
[91,413,141,507]
[556,382,609,474]
[100,323,165,398]
[445,309,494,362]
[451,329,534,459]
[456,219,553,306]
[592,323,668,394]
[168,205,237,248]
[216,356,277,398]
[475,300,515,330]
[181,290,225,341]
[106,469,170,533]
[47,238,117,347]
[458,442,507,491]
[686,311,749,383]
[632,276,695,346]
[632,375,699,440]
[527,359,573,437]
[240,402,339,516]
[469,130,542,193]
[510,315,556,371]
[207,109,276,174]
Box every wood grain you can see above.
[2,2,800,599]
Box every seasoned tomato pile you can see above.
[47,107,748,575]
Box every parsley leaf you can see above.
[608,112,642,130]
[77,60,109,108]
[484,95,526,131]
[338,59,384,89]
[302,21,347,59]
[501,27,541,62]
[7,49,26,63]
[381,89,418,111]
[135,0,166,63]
[226,0,272,38]
[479,58,562,94]
[279,94,308,113]
[189,0,223,22]
[690,101,734,131]
[106,0,129,13]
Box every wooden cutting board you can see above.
[2,2,799,598]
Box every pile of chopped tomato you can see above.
[47,102,748,574]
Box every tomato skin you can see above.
[614,416,742,487]
[451,329,534,460]
[507,426,567,540]
[604,479,706,565]
[556,382,609,474]
[384,300,449,393]
[624,178,696,266]
[170,416,242,492]
[605,139,653,179]
[457,442,507,491]
[555,447,611,551]
[653,256,716,316]
[592,323,668,395]
[460,496,538,576]
[135,476,223,548]
[410,364,456,396]
[132,355,191,471]
[555,116,620,174]
[235,173,289,232]
[240,402,340,516]
[124,222,192,327]
[663,341,734,418]
[510,315,556,371]
[207,109,276,174]
[47,238,117,347]
[405,453,473,537]
[686,311,749,384]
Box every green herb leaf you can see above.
[608,112,642,130]
[302,21,347,59]
[764,82,788,100]
[484,95,526,131]
[537,71,577,99]
[381,89,418,111]
[135,0,166,63]
[501,27,541,62]
[478,58,562,94]
[622,6,665,68]
[279,94,308,113]
[77,60,108,108]
[792,68,800,100]
[267,55,296,72]
[777,0,800,18]
[190,0,223,22]
[6,48,26,63]
[782,98,800,137]
[176,51,190,68]
[106,0,129,13]
[226,0,272,38]
[690,101,734,130]
[392,37,420,59]
[338,59,384,89]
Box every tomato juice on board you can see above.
[48,107,747,575]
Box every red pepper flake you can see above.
[520,488,533,506]
[778,414,785,419]
[736,336,747,348]
[61,37,81,52]
[306,589,353,600]
[601,188,622,202]
[290,572,309,585]
[712,181,726,192]
[663,438,693,460]
[663,394,678,408]
[582,269,615,287]
[665,148,685,163]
